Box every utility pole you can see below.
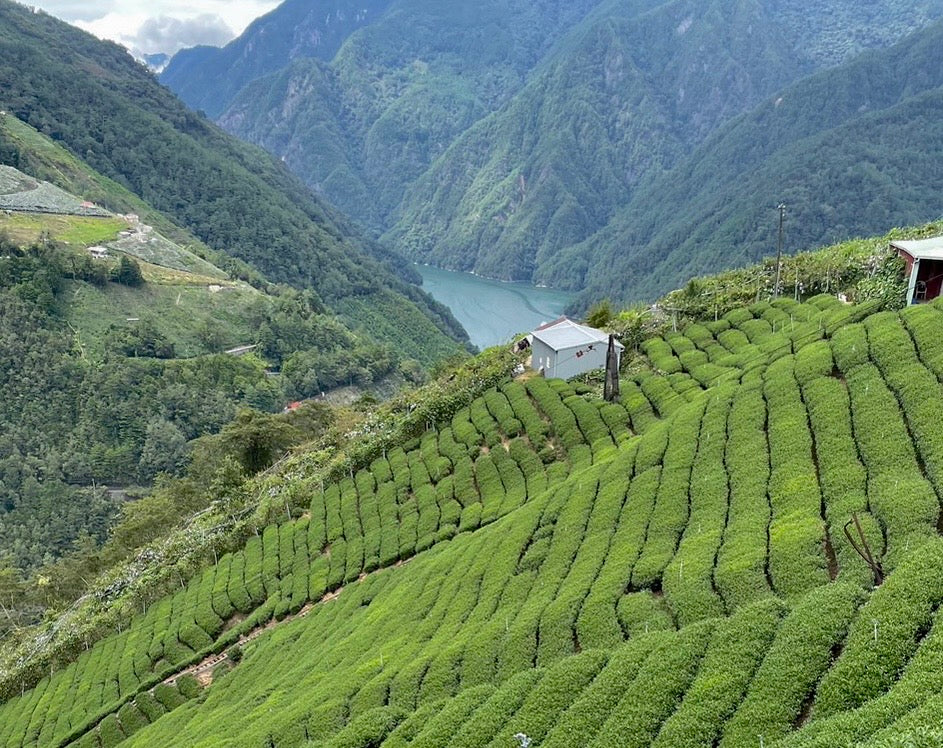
[774,204,786,299]
[604,334,620,402]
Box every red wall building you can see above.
[891,237,943,305]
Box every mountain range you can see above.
[162,0,943,305]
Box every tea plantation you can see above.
[4,294,943,747]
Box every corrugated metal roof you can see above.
[891,236,943,260]
[531,317,624,351]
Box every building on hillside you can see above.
[892,236,943,305]
[528,317,623,379]
[87,246,108,259]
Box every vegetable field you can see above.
[4,295,943,747]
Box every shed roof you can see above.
[891,236,943,261]
[531,317,624,352]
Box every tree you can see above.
[585,299,614,328]
[209,409,301,476]
[138,418,189,481]
[110,255,144,287]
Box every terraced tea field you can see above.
[4,295,943,747]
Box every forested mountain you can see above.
[161,0,396,119]
[173,0,612,230]
[567,19,943,306]
[0,0,468,355]
[0,117,439,581]
[163,0,943,305]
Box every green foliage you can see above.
[9,296,943,748]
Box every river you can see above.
[416,264,575,350]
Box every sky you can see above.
[28,0,280,57]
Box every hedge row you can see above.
[652,598,785,748]
[632,399,706,589]
[643,336,684,374]
[541,633,664,748]
[866,312,943,503]
[588,621,715,748]
[621,380,658,433]
[663,386,734,625]
[764,356,828,597]
[901,304,943,381]
[845,364,938,570]
[814,539,943,718]
[720,582,864,747]
[714,381,773,609]
[799,368,874,584]
[576,455,656,650]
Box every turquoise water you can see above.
[416,264,575,349]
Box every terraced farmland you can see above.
[4,294,943,747]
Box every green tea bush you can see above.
[589,621,714,748]
[643,337,684,374]
[564,394,613,449]
[714,382,772,608]
[448,670,543,748]
[324,705,406,748]
[800,374,873,583]
[475,455,505,524]
[739,318,773,344]
[663,387,733,625]
[633,399,705,589]
[380,699,443,748]
[815,539,943,718]
[490,650,608,748]
[542,634,664,748]
[260,524,281,599]
[153,682,186,711]
[666,330,698,355]
[764,356,828,597]
[721,582,864,747]
[502,381,549,448]
[134,690,166,723]
[867,312,943,499]
[616,591,674,636]
[470,398,502,448]
[845,364,938,568]
[483,388,523,438]
[116,701,149,736]
[652,598,785,748]
[526,378,583,448]
[831,323,869,373]
[901,305,943,380]
[638,371,684,418]
[621,380,658,433]
[97,714,125,748]
[409,685,495,748]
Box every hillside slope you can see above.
[0,119,449,586]
[197,0,623,229]
[164,0,943,303]
[0,0,468,361]
[5,276,943,745]
[565,19,943,307]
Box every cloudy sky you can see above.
[30,0,280,56]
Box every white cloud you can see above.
[31,0,280,54]
[131,14,235,54]
[28,0,117,22]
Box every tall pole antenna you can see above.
[774,204,786,299]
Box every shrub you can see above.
[714,382,773,608]
[720,582,864,747]
[589,620,715,748]
[814,540,943,718]
[323,706,406,748]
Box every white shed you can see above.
[529,317,623,379]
